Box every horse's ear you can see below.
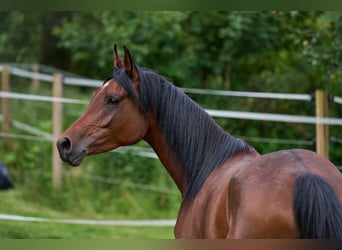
[113,44,123,70]
[123,45,139,83]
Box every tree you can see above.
[0,12,70,68]
[53,11,186,79]
[0,12,43,63]
[299,12,342,90]
[53,11,287,89]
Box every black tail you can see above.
[293,173,342,239]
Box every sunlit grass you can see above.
[0,188,174,239]
[0,220,174,239]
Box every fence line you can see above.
[0,132,49,142]
[9,66,54,82]
[0,64,100,87]
[78,173,179,195]
[1,91,342,126]
[2,64,342,104]
[0,91,88,104]
[1,64,333,101]
[0,114,53,140]
[334,96,342,105]
[205,109,342,126]
[331,136,342,144]
[0,213,176,226]
[114,146,158,159]
[240,136,314,146]
[183,88,312,101]
[64,77,102,87]
[3,130,342,183]
[0,129,323,148]
[2,63,86,78]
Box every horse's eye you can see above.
[107,96,121,105]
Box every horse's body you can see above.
[176,149,342,238]
[57,45,342,239]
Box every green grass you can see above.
[0,221,174,239]
[0,188,175,239]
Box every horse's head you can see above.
[56,45,148,166]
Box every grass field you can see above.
[0,220,174,239]
[0,188,175,239]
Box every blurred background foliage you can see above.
[1,11,341,90]
[0,11,341,233]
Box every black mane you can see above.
[112,68,250,199]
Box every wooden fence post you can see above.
[1,67,10,147]
[315,89,329,159]
[52,73,63,188]
[32,64,40,92]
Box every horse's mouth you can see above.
[65,150,87,167]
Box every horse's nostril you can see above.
[61,137,71,152]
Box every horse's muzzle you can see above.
[56,137,87,166]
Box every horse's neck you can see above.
[144,115,187,195]
[140,75,253,198]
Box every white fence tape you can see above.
[0,91,88,104]
[10,66,54,82]
[6,64,342,103]
[1,91,341,126]
[183,88,312,101]
[64,76,102,87]
[334,96,342,105]
[0,213,176,227]
[206,109,342,126]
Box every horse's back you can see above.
[265,149,342,193]
[237,149,342,197]
[227,148,342,238]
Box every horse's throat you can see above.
[144,119,187,195]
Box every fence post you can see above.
[32,64,40,92]
[1,67,10,147]
[52,73,63,188]
[315,89,329,159]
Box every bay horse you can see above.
[56,45,342,239]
